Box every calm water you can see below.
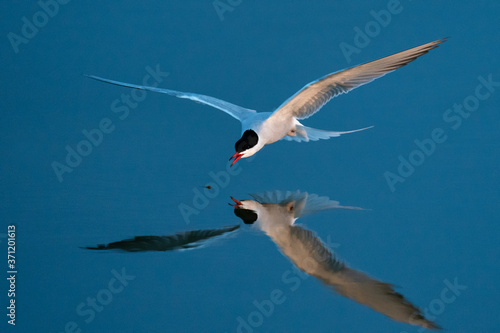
[2,1,499,332]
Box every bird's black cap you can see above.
[235,130,258,153]
[233,208,258,224]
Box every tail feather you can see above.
[282,124,373,142]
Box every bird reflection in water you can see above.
[83,190,439,330]
[231,190,439,330]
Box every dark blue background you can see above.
[1,1,499,332]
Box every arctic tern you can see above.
[231,190,440,330]
[87,38,446,165]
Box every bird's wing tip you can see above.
[431,37,449,46]
[84,74,99,80]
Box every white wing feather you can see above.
[86,75,256,121]
[250,190,363,218]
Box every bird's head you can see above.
[229,130,261,166]
[229,196,258,224]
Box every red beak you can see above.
[228,196,243,208]
[229,152,243,167]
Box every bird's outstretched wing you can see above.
[280,225,440,330]
[269,38,446,122]
[82,225,240,252]
[86,75,256,121]
[250,190,363,218]
[328,266,440,330]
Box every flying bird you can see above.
[231,190,440,330]
[87,38,445,166]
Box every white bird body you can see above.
[87,38,446,164]
[242,112,293,145]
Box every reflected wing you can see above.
[274,225,439,330]
[250,190,363,218]
[250,190,308,206]
[82,225,240,252]
[327,267,440,330]
[86,75,256,121]
[270,39,446,121]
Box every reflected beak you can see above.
[228,196,243,208]
[229,152,243,167]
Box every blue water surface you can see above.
[1,1,499,332]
